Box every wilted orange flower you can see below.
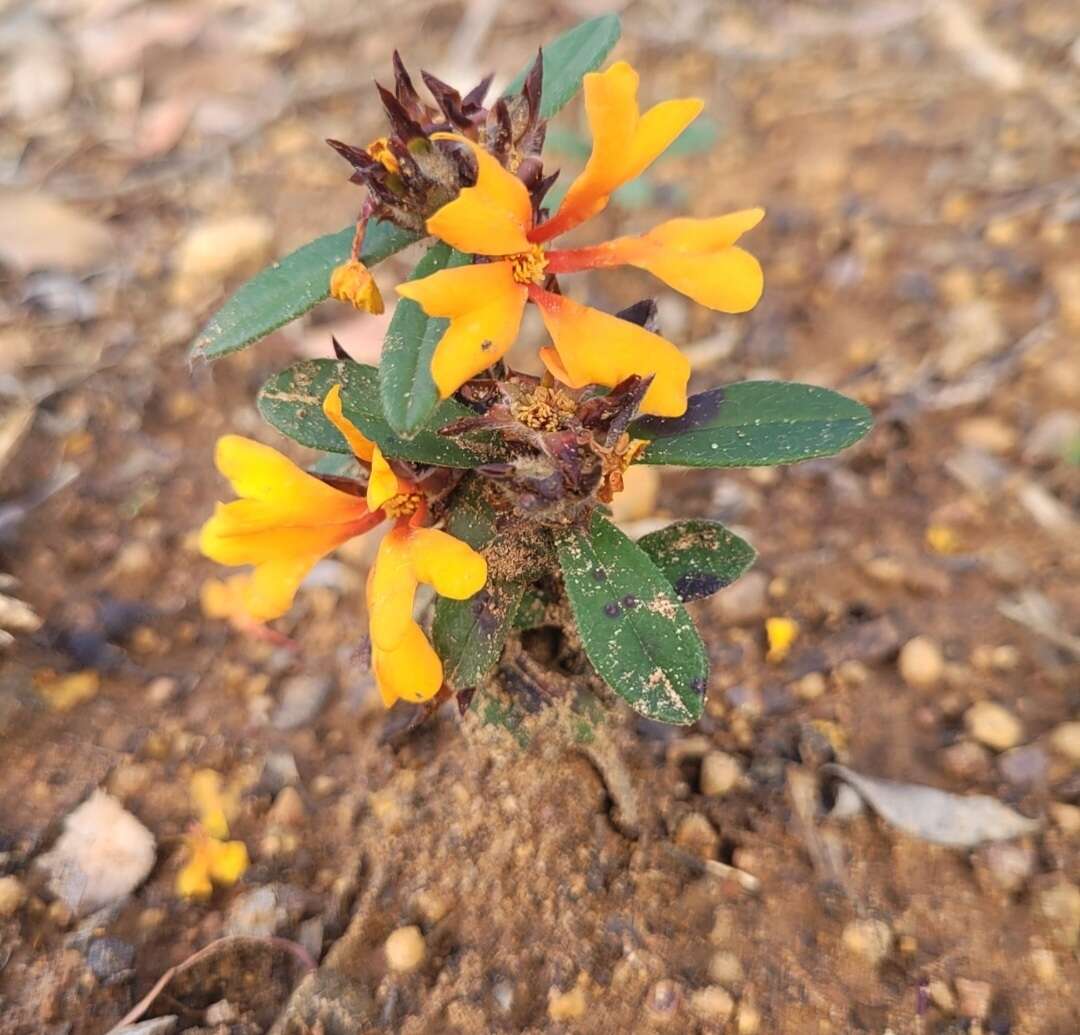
[200,386,488,706]
[176,770,248,899]
[330,259,385,314]
[397,61,764,417]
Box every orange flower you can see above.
[200,386,488,706]
[368,523,487,707]
[397,61,764,417]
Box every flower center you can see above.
[384,492,423,518]
[509,245,548,285]
[511,385,577,432]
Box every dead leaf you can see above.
[0,192,114,273]
[825,764,1040,847]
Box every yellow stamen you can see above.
[384,492,424,518]
[368,136,400,174]
[511,384,577,431]
[508,245,548,285]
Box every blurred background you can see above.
[0,1,1077,1033]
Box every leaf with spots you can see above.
[257,358,488,467]
[631,381,872,468]
[433,477,523,690]
[637,520,756,602]
[190,220,418,363]
[556,512,708,725]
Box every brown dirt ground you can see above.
[1,2,1078,1034]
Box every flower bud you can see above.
[330,260,384,314]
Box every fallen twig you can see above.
[105,935,317,1034]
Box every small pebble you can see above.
[645,978,682,1020]
[997,744,1048,787]
[898,636,944,690]
[1037,881,1080,948]
[145,676,178,705]
[928,979,955,1013]
[977,841,1036,894]
[0,875,26,917]
[793,671,826,700]
[86,937,134,982]
[714,572,768,625]
[547,977,587,1021]
[272,675,332,730]
[841,919,892,965]
[673,813,719,860]
[707,950,744,987]
[955,977,992,1021]
[385,925,426,972]
[957,416,1016,454]
[700,751,742,797]
[941,740,992,781]
[266,786,306,828]
[736,1001,761,1035]
[689,986,734,1023]
[205,1000,238,1025]
[1028,948,1058,985]
[1049,802,1080,834]
[1049,721,1080,764]
[964,701,1023,751]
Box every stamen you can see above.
[508,244,548,285]
[383,492,424,518]
[511,384,577,431]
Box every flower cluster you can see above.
[196,31,805,726]
[200,387,486,706]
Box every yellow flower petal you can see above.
[407,528,487,600]
[176,855,214,899]
[397,261,527,398]
[533,291,690,418]
[330,259,384,314]
[213,435,357,514]
[425,133,534,255]
[199,436,378,620]
[368,526,419,652]
[765,617,799,664]
[322,384,375,461]
[207,838,249,887]
[372,619,444,707]
[606,210,765,313]
[533,62,703,242]
[190,769,231,840]
[366,446,400,511]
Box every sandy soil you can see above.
[0,1,1077,1033]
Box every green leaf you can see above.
[257,358,487,468]
[434,578,526,691]
[379,243,470,438]
[513,588,549,630]
[632,381,873,468]
[556,512,707,725]
[637,520,756,602]
[504,14,621,118]
[432,477,520,690]
[190,219,418,363]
